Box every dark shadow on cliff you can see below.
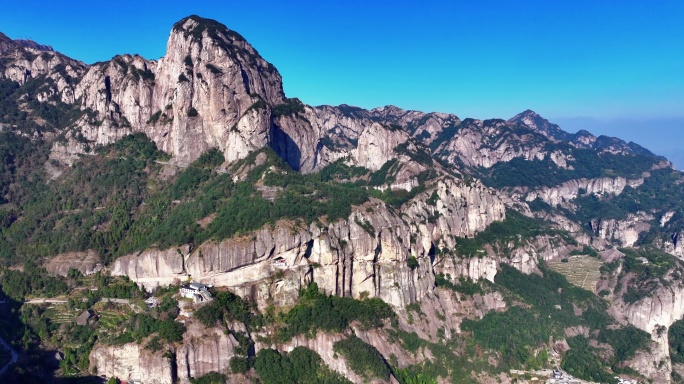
[269,123,302,171]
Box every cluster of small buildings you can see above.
[180,282,213,303]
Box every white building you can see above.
[272,257,288,269]
[180,282,213,303]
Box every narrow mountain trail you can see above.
[0,335,18,377]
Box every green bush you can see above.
[189,372,226,384]
[147,110,162,124]
[434,274,482,296]
[407,255,419,270]
[229,356,250,374]
[598,326,650,362]
[278,283,394,341]
[195,290,255,329]
[670,319,684,363]
[271,98,305,118]
[333,335,390,380]
[255,347,351,384]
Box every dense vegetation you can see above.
[0,265,69,301]
[0,133,167,265]
[189,372,228,384]
[461,264,649,379]
[278,282,395,341]
[194,289,256,329]
[453,210,575,258]
[481,146,660,189]
[618,247,681,303]
[0,267,183,382]
[670,319,684,364]
[0,134,382,268]
[333,335,390,380]
[254,347,351,384]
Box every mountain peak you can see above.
[519,109,539,117]
[171,15,246,44]
[15,39,53,51]
[508,110,571,141]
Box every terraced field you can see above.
[98,311,129,331]
[548,256,603,293]
[43,306,76,324]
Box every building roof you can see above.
[189,282,208,290]
[76,310,92,326]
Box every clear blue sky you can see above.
[2,1,683,164]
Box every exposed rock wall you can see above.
[435,119,549,168]
[111,178,506,309]
[521,176,644,207]
[610,277,684,383]
[71,17,284,166]
[175,321,240,383]
[590,213,653,247]
[353,123,410,171]
[90,320,241,384]
[43,249,102,276]
[90,343,174,384]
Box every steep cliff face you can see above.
[43,249,102,276]
[353,123,410,171]
[90,320,242,384]
[0,34,86,104]
[518,176,644,207]
[590,213,653,247]
[111,178,506,309]
[611,279,684,382]
[175,320,241,383]
[90,343,174,384]
[663,231,684,258]
[71,16,284,165]
[434,118,552,169]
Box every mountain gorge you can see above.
[1,15,684,384]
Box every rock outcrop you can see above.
[520,176,644,207]
[90,320,242,384]
[590,213,653,247]
[90,343,174,384]
[73,16,284,165]
[111,178,506,309]
[609,272,684,383]
[43,250,102,276]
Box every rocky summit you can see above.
[1,15,684,384]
